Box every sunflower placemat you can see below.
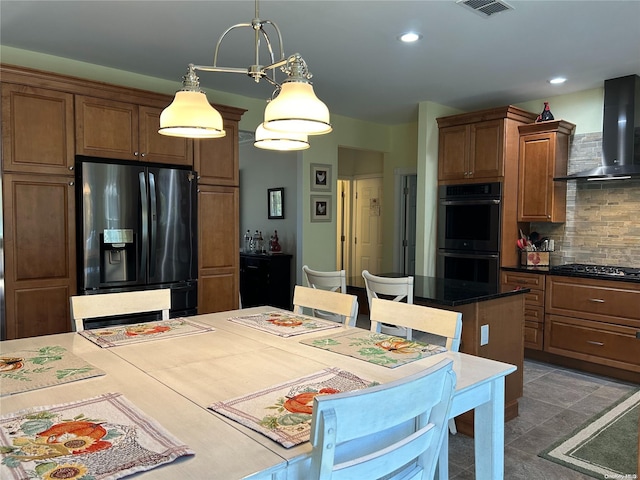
[0,392,193,480]
[227,311,341,337]
[79,318,214,348]
[209,368,376,448]
[0,346,105,397]
[300,330,447,368]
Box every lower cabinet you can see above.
[240,254,292,310]
[501,270,546,350]
[198,185,239,314]
[2,173,76,338]
[544,275,640,373]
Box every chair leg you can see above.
[448,418,457,435]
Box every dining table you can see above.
[0,305,516,480]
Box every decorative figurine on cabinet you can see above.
[536,102,554,122]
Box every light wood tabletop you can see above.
[1,306,516,480]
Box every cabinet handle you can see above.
[69,181,74,186]
[141,153,146,157]
[68,165,74,171]
[134,151,139,156]
[589,298,605,303]
[586,340,604,346]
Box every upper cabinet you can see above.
[1,84,75,175]
[517,120,575,222]
[75,95,192,165]
[437,106,537,183]
[194,114,242,186]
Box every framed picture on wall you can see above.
[267,187,284,219]
[310,195,332,222]
[310,163,331,192]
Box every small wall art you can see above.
[310,195,332,222]
[267,187,284,219]
[310,163,332,192]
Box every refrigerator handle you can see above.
[149,171,157,277]
[139,172,148,278]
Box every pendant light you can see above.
[159,65,225,138]
[158,0,331,148]
[254,122,310,151]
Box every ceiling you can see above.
[1,1,639,125]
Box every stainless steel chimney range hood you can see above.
[554,74,640,181]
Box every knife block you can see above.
[519,251,550,266]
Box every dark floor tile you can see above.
[504,445,591,480]
[513,395,565,425]
[447,431,475,470]
[523,377,594,408]
[508,409,591,456]
[450,467,475,480]
[523,359,559,383]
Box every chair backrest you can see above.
[370,297,463,352]
[302,265,347,293]
[309,358,456,480]
[362,270,414,338]
[70,289,171,332]
[302,265,348,323]
[292,285,358,327]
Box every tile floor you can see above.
[356,315,638,479]
[448,359,637,479]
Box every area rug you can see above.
[0,346,105,397]
[79,318,214,347]
[540,389,640,479]
[0,392,193,480]
[227,311,341,337]
[209,368,376,448]
[300,329,447,368]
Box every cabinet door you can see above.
[198,185,239,313]
[139,106,193,166]
[518,131,567,222]
[75,95,139,160]
[438,125,469,181]
[194,120,239,186]
[3,174,76,339]
[1,84,75,175]
[469,120,503,178]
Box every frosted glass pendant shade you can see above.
[263,81,332,135]
[254,123,310,151]
[159,90,226,138]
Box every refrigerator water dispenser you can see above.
[101,229,136,283]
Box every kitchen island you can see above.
[348,274,528,436]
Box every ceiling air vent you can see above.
[457,0,514,17]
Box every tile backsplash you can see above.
[530,132,640,268]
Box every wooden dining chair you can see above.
[70,289,171,332]
[362,270,414,339]
[292,285,358,327]
[302,265,347,323]
[370,296,462,439]
[309,358,456,480]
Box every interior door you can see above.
[353,176,383,275]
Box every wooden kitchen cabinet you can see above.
[194,116,241,187]
[437,106,537,183]
[75,95,192,165]
[240,253,293,310]
[501,270,546,350]
[545,275,640,373]
[197,185,240,314]
[2,173,76,339]
[1,84,75,175]
[518,120,575,222]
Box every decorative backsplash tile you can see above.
[531,132,640,268]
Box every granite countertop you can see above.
[347,274,529,307]
[502,265,640,284]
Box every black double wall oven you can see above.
[437,182,501,286]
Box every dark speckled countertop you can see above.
[347,274,529,307]
[502,265,640,284]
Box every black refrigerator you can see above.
[76,156,198,323]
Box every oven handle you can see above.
[440,199,501,206]
[438,251,499,259]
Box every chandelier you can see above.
[159,0,331,151]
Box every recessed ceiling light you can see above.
[398,32,422,43]
[549,77,567,85]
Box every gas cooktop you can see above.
[551,263,640,279]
